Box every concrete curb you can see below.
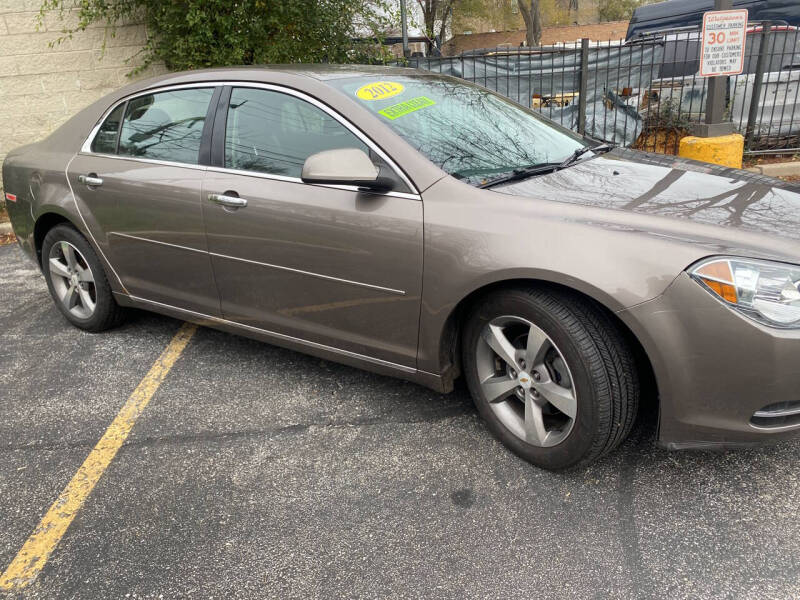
[745,161,800,177]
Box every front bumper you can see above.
[620,272,800,449]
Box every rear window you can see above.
[116,88,214,165]
[91,103,125,154]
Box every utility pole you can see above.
[697,0,735,137]
[400,0,410,58]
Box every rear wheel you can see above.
[462,286,639,470]
[42,224,126,332]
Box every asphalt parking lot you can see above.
[1,242,800,599]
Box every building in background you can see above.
[0,4,163,191]
[383,27,430,57]
[372,1,432,56]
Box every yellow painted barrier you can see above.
[678,133,744,169]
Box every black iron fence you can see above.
[406,23,800,156]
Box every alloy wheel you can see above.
[475,315,577,447]
[48,241,97,319]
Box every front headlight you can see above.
[690,257,800,328]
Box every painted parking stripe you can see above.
[0,322,197,590]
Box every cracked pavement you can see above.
[2,243,800,599]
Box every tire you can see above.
[462,286,639,470]
[41,223,126,332]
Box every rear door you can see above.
[202,85,424,368]
[68,85,221,315]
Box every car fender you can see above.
[415,176,710,376]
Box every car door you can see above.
[68,85,221,316]
[202,85,424,368]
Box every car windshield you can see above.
[329,74,586,186]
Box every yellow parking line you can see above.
[0,322,197,591]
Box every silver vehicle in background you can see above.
[641,25,800,143]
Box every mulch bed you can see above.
[632,128,689,155]
[0,203,16,245]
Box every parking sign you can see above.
[700,9,749,77]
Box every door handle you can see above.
[78,174,103,187]
[208,193,248,208]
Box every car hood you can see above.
[496,148,800,246]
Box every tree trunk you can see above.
[517,0,543,47]
[437,0,454,51]
[418,0,436,52]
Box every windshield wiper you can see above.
[478,144,613,190]
[478,162,562,189]
[559,143,612,169]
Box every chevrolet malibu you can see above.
[4,66,800,470]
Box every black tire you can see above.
[41,223,126,332]
[462,286,639,470]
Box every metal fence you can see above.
[406,23,800,156]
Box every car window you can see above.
[91,103,125,154]
[329,75,585,186]
[224,87,369,178]
[117,88,214,165]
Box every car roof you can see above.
[267,63,426,80]
[129,64,424,87]
[98,64,441,104]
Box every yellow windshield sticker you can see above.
[378,96,436,120]
[356,81,405,101]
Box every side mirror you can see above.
[301,148,393,191]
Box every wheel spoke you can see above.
[61,242,77,270]
[65,284,79,309]
[535,380,577,419]
[524,391,550,446]
[481,375,519,404]
[525,324,550,367]
[76,264,94,283]
[49,257,70,279]
[482,324,519,368]
[77,286,95,312]
[476,314,578,449]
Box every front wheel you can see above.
[462,287,639,470]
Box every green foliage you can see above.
[643,97,692,131]
[598,0,645,22]
[39,0,394,74]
